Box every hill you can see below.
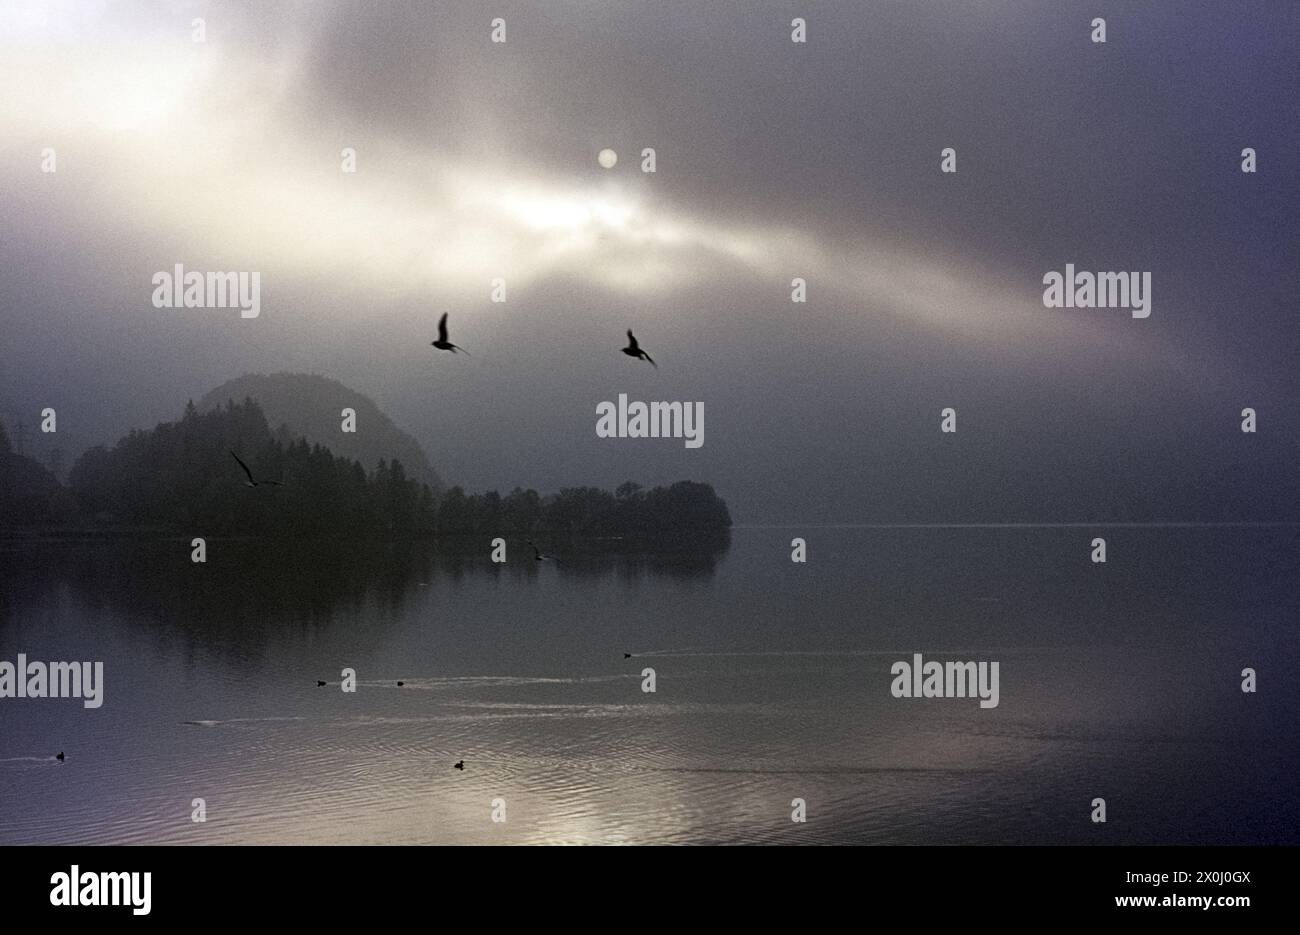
[199,373,442,493]
[59,400,730,539]
[0,420,75,525]
[68,399,437,537]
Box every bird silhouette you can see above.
[316,680,327,687]
[623,653,632,659]
[230,451,283,488]
[621,329,656,368]
[526,540,553,562]
[55,752,65,762]
[453,760,465,771]
[431,313,469,355]
[396,681,405,687]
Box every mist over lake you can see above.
[1,0,1297,857]
[3,527,1295,845]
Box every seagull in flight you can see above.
[527,540,553,562]
[621,329,656,368]
[230,451,283,488]
[431,313,469,355]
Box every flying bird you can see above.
[453,760,465,771]
[621,329,656,368]
[396,681,405,687]
[527,540,553,562]
[316,680,327,687]
[623,653,632,659]
[230,451,283,488]
[431,313,469,355]
[55,752,65,762]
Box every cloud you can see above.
[2,0,1293,520]
[0,7,1155,365]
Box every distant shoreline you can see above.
[0,527,731,544]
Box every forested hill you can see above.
[0,420,72,526]
[11,401,731,539]
[198,372,443,493]
[68,399,430,537]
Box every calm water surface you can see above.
[1,527,1296,844]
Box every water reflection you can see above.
[1,527,1296,845]
[0,532,730,656]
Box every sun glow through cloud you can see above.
[0,9,1157,362]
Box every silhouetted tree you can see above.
[41,402,731,539]
[65,400,439,538]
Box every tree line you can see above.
[1,400,730,538]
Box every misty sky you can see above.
[2,0,1297,522]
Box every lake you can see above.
[1,526,1296,844]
